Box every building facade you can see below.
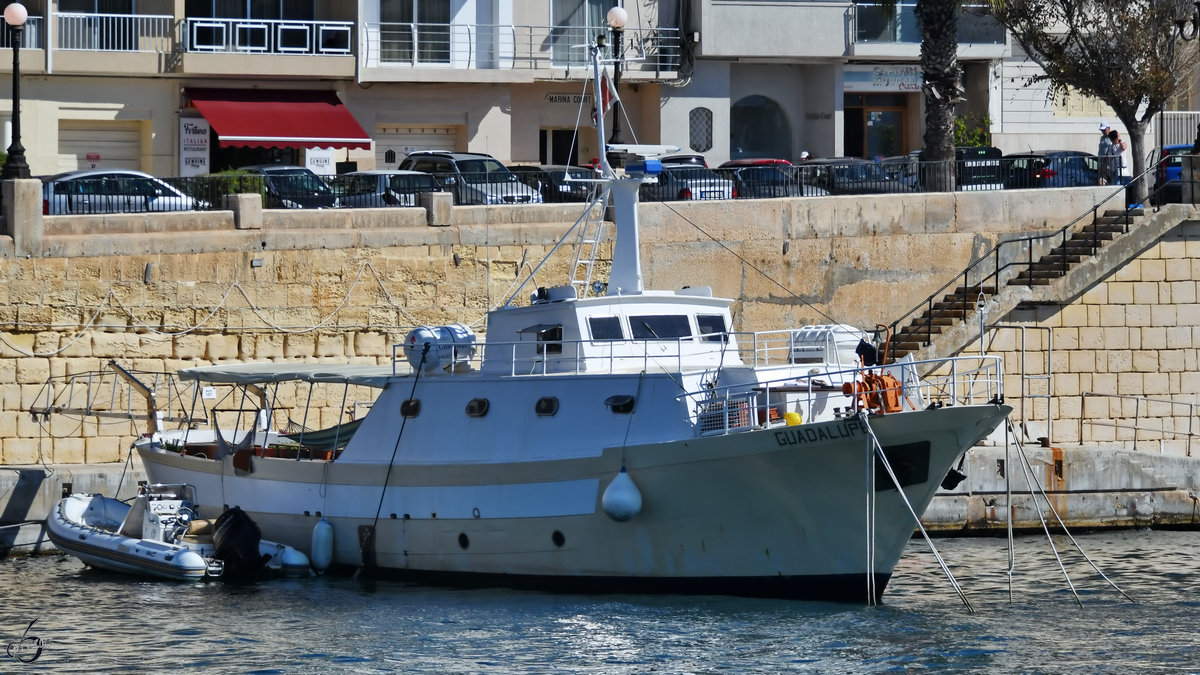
[0,0,1142,178]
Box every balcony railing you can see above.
[363,23,681,76]
[184,17,353,55]
[0,16,43,49]
[854,3,1005,45]
[57,12,173,52]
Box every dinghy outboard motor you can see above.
[212,506,267,581]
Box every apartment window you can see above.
[185,0,316,21]
[689,108,713,152]
[61,0,134,11]
[551,0,606,66]
[381,0,452,64]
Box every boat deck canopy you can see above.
[178,363,396,388]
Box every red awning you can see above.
[186,88,371,150]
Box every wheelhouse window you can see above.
[630,315,692,341]
[588,316,624,341]
[696,314,728,343]
[380,0,452,64]
[536,325,563,355]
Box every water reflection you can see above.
[0,530,1195,672]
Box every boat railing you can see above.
[681,354,1005,436]
[392,327,856,377]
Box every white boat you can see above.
[132,41,1011,601]
[45,483,310,581]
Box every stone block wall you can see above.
[0,187,1128,465]
[970,221,1200,455]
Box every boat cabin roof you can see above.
[178,362,395,388]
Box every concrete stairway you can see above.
[888,203,1195,363]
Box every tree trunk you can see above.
[1124,119,1148,206]
[916,0,960,192]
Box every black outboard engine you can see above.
[212,506,267,581]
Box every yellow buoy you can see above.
[784,411,803,426]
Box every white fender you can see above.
[602,467,643,522]
[311,517,334,574]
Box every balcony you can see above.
[182,17,353,55]
[359,23,681,83]
[179,17,355,78]
[0,15,42,49]
[57,12,172,52]
[852,3,1007,59]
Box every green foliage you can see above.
[164,170,267,206]
[953,114,992,147]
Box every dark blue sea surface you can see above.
[1,530,1196,673]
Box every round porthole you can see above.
[605,394,636,414]
[401,399,421,418]
[551,530,565,548]
[458,533,470,550]
[535,396,559,416]
[466,398,490,417]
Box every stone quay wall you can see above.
[0,181,1143,467]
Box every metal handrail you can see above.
[1079,391,1197,457]
[887,156,1170,354]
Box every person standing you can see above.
[1107,129,1128,185]
[1098,123,1113,185]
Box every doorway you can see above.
[540,129,581,165]
[844,93,908,159]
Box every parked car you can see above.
[328,170,441,208]
[239,164,339,209]
[508,165,601,203]
[1151,143,1192,204]
[800,158,917,195]
[879,147,1004,191]
[42,169,207,215]
[1002,151,1099,190]
[714,160,829,198]
[398,151,542,205]
[659,153,709,168]
[639,165,736,201]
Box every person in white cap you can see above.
[799,151,811,161]
[1098,123,1113,184]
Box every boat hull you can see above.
[137,404,1009,601]
[45,496,209,581]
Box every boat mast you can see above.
[591,37,644,296]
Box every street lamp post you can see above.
[2,1,29,179]
[606,5,627,146]
[1177,1,1200,40]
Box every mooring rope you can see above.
[859,412,974,612]
[1004,417,1135,604]
[356,343,429,580]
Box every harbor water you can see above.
[2,529,1197,672]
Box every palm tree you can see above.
[916,0,964,192]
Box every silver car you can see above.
[639,165,736,202]
[41,169,206,215]
[329,170,442,208]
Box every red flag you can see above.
[600,71,619,114]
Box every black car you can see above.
[509,165,601,203]
[800,158,916,195]
[1002,151,1099,189]
[713,164,829,198]
[239,164,339,209]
